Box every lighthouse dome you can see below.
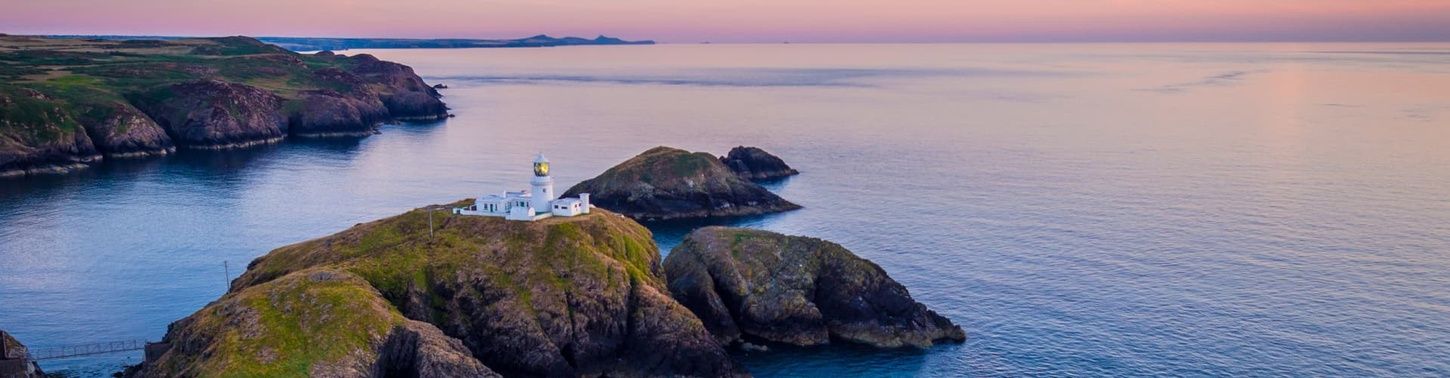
[533,153,550,177]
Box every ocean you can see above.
[2,43,1448,376]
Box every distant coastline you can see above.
[44,34,655,51]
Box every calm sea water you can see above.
[3,43,1449,377]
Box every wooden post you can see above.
[223,261,230,290]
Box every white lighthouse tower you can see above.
[530,153,555,212]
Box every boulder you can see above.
[664,227,965,349]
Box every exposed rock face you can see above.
[132,80,288,149]
[341,54,448,120]
[563,146,801,221]
[719,146,798,180]
[0,89,101,177]
[83,103,175,158]
[376,321,500,378]
[288,89,390,137]
[664,227,966,349]
[1,330,44,378]
[133,205,744,377]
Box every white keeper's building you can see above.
[453,153,591,221]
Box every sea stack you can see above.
[664,227,966,349]
[562,146,800,221]
[719,146,799,180]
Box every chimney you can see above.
[580,193,591,214]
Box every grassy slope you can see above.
[151,269,404,377]
[175,203,666,374]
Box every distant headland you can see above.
[45,34,656,52]
[0,35,447,177]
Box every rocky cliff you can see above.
[1,330,44,378]
[719,146,798,180]
[129,204,744,377]
[664,227,965,349]
[0,35,447,177]
[0,88,101,177]
[562,147,801,221]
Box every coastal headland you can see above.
[0,35,446,177]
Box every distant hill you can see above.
[257,35,655,51]
[47,34,654,51]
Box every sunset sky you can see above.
[3,0,1449,43]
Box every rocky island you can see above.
[562,146,801,221]
[719,146,799,181]
[665,227,965,349]
[125,204,743,377]
[0,35,446,177]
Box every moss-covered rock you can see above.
[563,147,800,221]
[664,227,965,349]
[134,204,743,377]
[131,268,493,377]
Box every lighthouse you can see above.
[452,152,589,221]
[530,153,555,212]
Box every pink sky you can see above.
[3,0,1449,42]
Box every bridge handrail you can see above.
[25,339,151,361]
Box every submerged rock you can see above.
[131,205,744,377]
[664,227,965,349]
[562,146,801,221]
[719,146,798,180]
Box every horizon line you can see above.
[10,32,1450,45]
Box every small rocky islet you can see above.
[563,146,802,221]
[0,35,447,177]
[718,146,799,181]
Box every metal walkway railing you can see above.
[26,340,149,360]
